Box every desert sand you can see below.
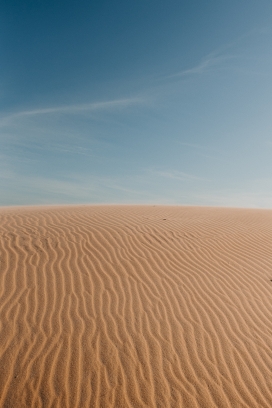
[0,205,272,407]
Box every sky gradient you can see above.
[2,0,272,207]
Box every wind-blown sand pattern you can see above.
[0,206,272,408]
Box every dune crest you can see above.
[0,205,272,407]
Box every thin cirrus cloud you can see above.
[179,142,231,164]
[0,95,148,153]
[1,171,159,206]
[167,27,271,80]
[149,169,209,182]
[18,97,145,116]
[194,190,272,209]
[1,24,272,207]
[168,52,236,78]
[179,142,222,153]
[0,96,146,127]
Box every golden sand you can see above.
[0,205,272,407]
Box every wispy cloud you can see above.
[179,142,222,153]
[0,169,156,206]
[9,140,95,157]
[2,158,272,207]
[149,169,209,182]
[19,97,143,116]
[169,52,235,78]
[0,96,146,127]
[169,27,272,80]
[193,190,272,209]
[179,142,230,163]
[0,162,209,206]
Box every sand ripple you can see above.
[0,205,272,407]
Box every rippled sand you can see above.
[1,205,272,407]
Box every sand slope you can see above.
[0,205,272,407]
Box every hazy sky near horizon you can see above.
[2,0,272,207]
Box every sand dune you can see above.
[0,205,272,407]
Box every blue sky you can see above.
[2,0,272,207]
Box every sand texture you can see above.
[0,205,272,407]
